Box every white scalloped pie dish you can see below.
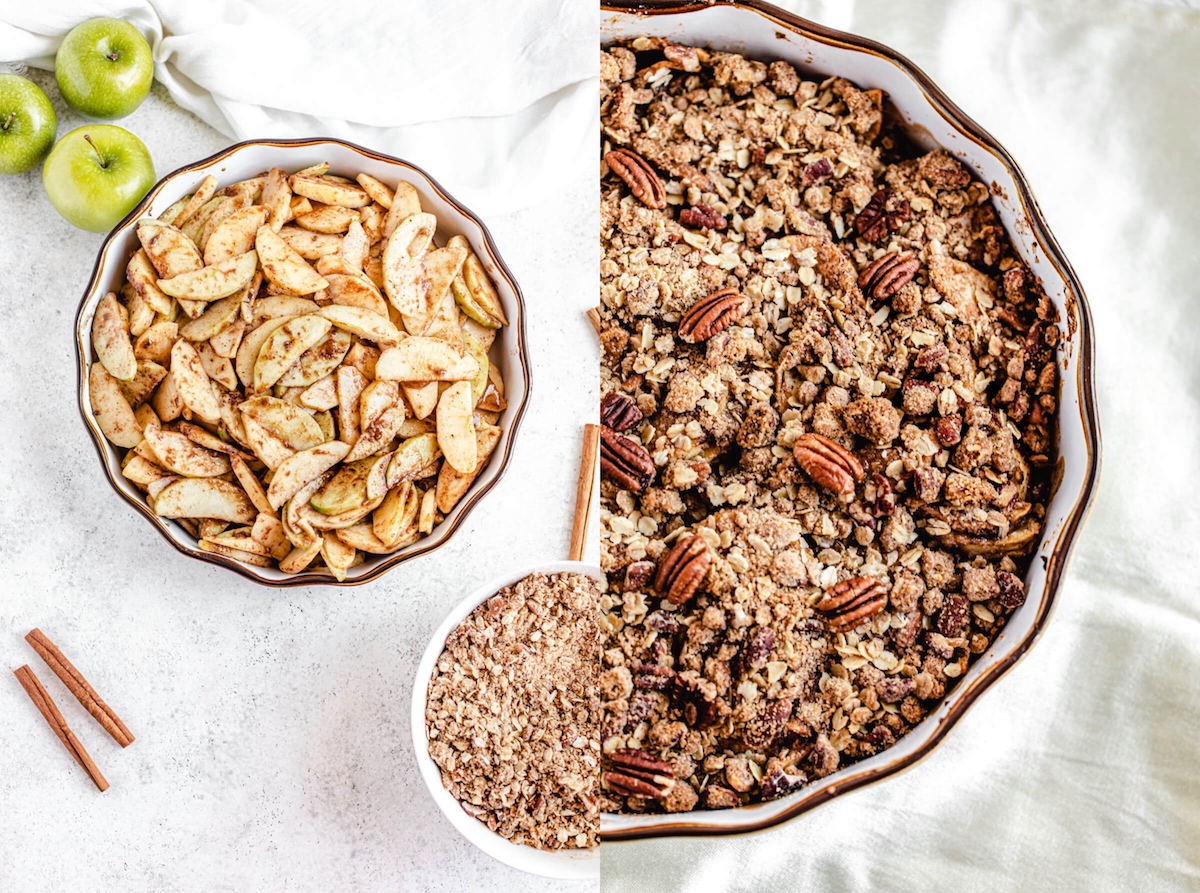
[74,138,531,587]
[601,0,1101,840]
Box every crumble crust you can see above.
[599,40,1059,813]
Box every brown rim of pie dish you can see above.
[600,0,1102,840]
[74,137,533,588]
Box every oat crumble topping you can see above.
[599,40,1059,814]
[425,572,600,848]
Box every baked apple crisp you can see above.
[599,40,1059,814]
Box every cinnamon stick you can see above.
[586,307,601,335]
[570,423,600,562]
[26,628,134,747]
[13,665,109,792]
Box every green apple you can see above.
[0,74,57,175]
[42,125,155,233]
[55,18,153,119]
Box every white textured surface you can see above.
[0,70,598,892]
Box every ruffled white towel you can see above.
[0,0,595,215]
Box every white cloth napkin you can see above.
[0,0,596,215]
[602,0,1200,890]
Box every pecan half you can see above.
[604,148,666,209]
[634,663,674,691]
[678,202,727,231]
[600,426,655,492]
[761,768,806,801]
[601,392,642,432]
[803,157,833,186]
[855,188,910,242]
[858,251,919,301]
[605,748,676,799]
[870,472,895,517]
[678,287,750,343]
[654,535,710,605]
[792,433,864,495]
[816,576,888,632]
[624,559,656,591]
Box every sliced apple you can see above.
[126,249,175,315]
[122,454,168,487]
[359,380,398,431]
[89,363,142,448]
[142,425,230,477]
[382,182,423,240]
[155,478,256,524]
[279,538,322,573]
[92,291,137,381]
[295,204,359,233]
[157,195,191,228]
[252,513,292,560]
[121,282,156,338]
[375,336,475,382]
[176,421,253,461]
[240,412,295,470]
[117,361,167,408]
[138,221,203,279]
[342,342,380,380]
[382,212,437,314]
[290,174,370,209]
[359,205,384,245]
[170,339,222,425]
[386,433,441,487]
[235,316,295,388]
[256,225,328,295]
[436,424,502,513]
[276,225,343,260]
[436,381,476,474]
[373,481,418,546]
[261,167,292,232]
[249,296,318,327]
[344,406,406,463]
[203,528,270,557]
[196,342,238,391]
[181,197,229,246]
[310,459,375,515]
[267,440,351,510]
[325,272,389,318]
[209,316,246,359]
[403,382,440,421]
[179,292,242,342]
[151,370,183,423]
[158,250,258,302]
[320,531,357,580]
[339,219,368,272]
[217,175,265,207]
[229,455,273,516]
[355,173,393,208]
[204,205,271,264]
[336,365,368,444]
[298,374,338,411]
[252,314,332,392]
[417,487,437,534]
[134,321,178,365]
[277,329,352,388]
[316,304,400,347]
[461,329,489,405]
[172,175,219,228]
[239,395,324,451]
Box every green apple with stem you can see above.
[42,125,155,232]
[0,74,57,175]
[55,18,154,119]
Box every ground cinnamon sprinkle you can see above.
[425,572,600,849]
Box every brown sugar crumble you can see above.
[599,39,1059,814]
[425,572,601,848]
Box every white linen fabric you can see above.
[602,0,1200,890]
[0,0,595,215]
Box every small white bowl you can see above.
[410,561,601,880]
[75,138,531,587]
